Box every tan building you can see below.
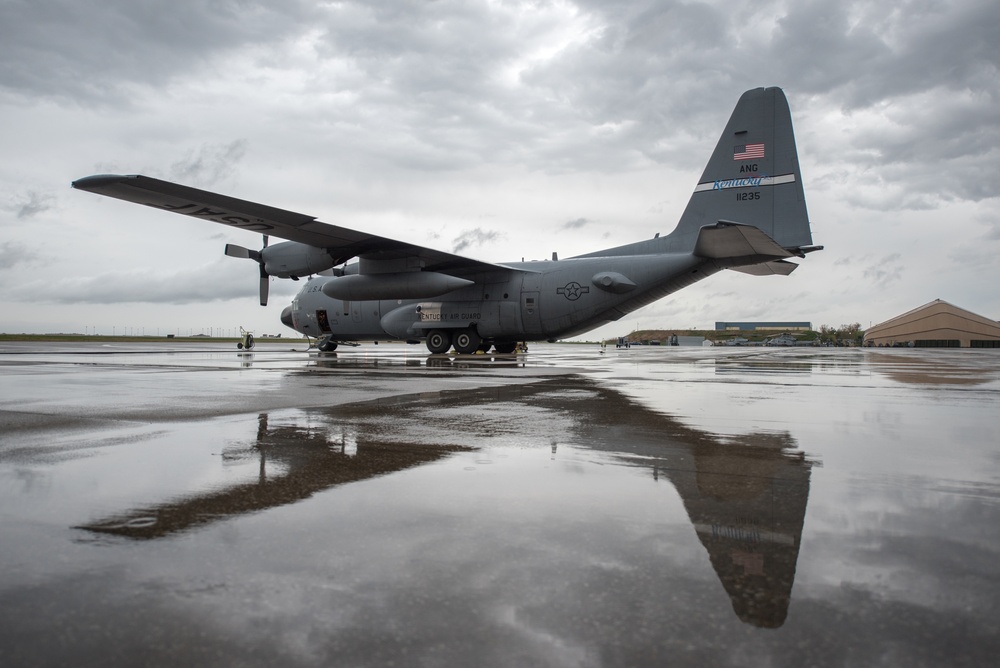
[864,299,1000,348]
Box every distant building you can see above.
[715,322,811,332]
[864,300,1000,348]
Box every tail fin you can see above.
[670,87,814,254]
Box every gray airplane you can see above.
[73,87,821,354]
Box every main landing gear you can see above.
[426,328,480,354]
[424,328,522,355]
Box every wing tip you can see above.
[71,174,136,191]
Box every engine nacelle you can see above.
[321,271,473,301]
[261,241,336,278]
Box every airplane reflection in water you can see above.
[78,377,814,629]
[80,415,472,540]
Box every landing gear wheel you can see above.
[425,329,452,354]
[318,338,338,352]
[493,341,517,354]
[453,329,481,355]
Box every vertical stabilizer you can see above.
[669,87,812,252]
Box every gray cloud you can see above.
[772,0,999,107]
[519,1,1000,195]
[295,2,605,173]
[169,140,248,188]
[452,228,504,254]
[862,253,904,288]
[0,241,41,269]
[986,221,1000,241]
[5,1,997,183]
[561,218,592,230]
[16,0,986,190]
[0,0,317,105]
[14,261,299,305]
[770,1,1000,204]
[5,191,55,220]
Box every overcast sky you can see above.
[2,0,998,338]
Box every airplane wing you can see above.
[71,174,508,275]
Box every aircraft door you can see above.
[521,292,542,334]
[316,309,332,333]
[520,273,543,335]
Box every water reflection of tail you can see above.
[664,437,809,628]
[491,379,814,629]
[77,377,813,627]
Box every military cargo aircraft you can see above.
[73,86,821,354]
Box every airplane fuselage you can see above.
[285,252,720,351]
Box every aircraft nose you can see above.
[280,305,294,329]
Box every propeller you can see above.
[225,235,270,306]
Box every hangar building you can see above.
[864,300,1000,348]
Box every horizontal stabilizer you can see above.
[730,260,798,276]
[694,222,794,260]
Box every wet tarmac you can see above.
[1,341,998,666]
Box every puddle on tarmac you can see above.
[1,344,998,665]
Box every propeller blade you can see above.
[259,264,269,306]
[226,239,269,305]
[224,243,251,259]
[225,243,261,262]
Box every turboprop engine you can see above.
[259,241,337,278]
[225,237,336,305]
